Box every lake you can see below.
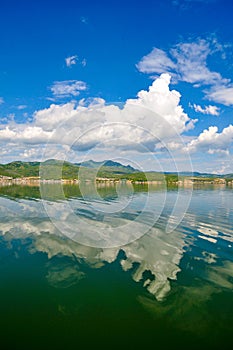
[0,183,232,349]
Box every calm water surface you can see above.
[0,183,232,349]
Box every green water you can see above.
[0,184,233,349]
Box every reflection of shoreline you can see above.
[0,176,232,187]
[0,176,166,185]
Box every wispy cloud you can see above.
[65,55,78,67]
[137,38,227,85]
[0,97,4,105]
[170,39,226,85]
[50,80,87,98]
[137,37,232,105]
[137,48,176,74]
[190,103,220,116]
[80,16,88,24]
[65,55,87,68]
[207,86,233,106]
[81,58,87,67]
[17,105,27,110]
[172,0,216,10]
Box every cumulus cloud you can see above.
[137,38,232,105]
[190,103,220,116]
[0,74,193,156]
[1,73,231,171]
[50,80,87,98]
[65,55,78,67]
[34,102,78,131]
[186,125,233,154]
[0,125,52,144]
[0,126,16,140]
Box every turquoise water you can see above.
[0,184,233,349]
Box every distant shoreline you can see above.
[1,159,233,187]
[0,176,232,187]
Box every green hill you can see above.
[0,161,40,178]
[0,159,232,183]
[0,159,138,180]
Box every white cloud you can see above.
[0,125,52,144]
[0,74,192,156]
[137,39,227,86]
[0,97,4,105]
[137,38,232,105]
[81,58,87,67]
[170,40,226,85]
[191,103,220,116]
[186,125,233,154]
[65,55,78,67]
[50,80,87,98]
[34,102,78,131]
[172,0,216,10]
[1,73,232,172]
[0,113,15,123]
[0,126,16,140]
[19,147,41,159]
[124,73,193,135]
[80,16,88,24]
[136,48,175,74]
[17,105,27,110]
[207,86,233,106]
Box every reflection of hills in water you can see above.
[0,182,167,200]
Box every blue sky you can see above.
[0,0,233,173]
